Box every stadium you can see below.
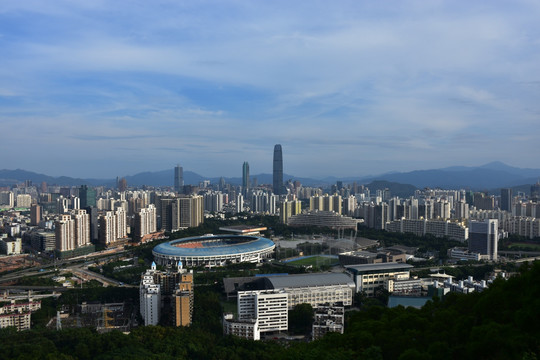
[152,234,276,267]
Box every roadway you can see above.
[0,248,132,284]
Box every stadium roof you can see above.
[265,273,355,289]
[153,234,275,257]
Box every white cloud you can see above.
[1,1,540,177]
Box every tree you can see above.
[288,303,314,335]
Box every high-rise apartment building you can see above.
[454,200,469,220]
[140,262,161,326]
[16,194,32,208]
[71,209,91,248]
[171,195,204,230]
[99,208,128,246]
[273,144,284,195]
[140,261,194,327]
[203,191,225,213]
[30,204,41,226]
[174,165,184,193]
[172,262,194,327]
[309,195,342,214]
[251,191,277,214]
[469,219,498,260]
[280,200,302,224]
[134,204,157,241]
[236,194,244,213]
[55,209,91,252]
[56,214,75,251]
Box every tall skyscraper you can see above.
[79,185,96,208]
[242,162,250,190]
[174,165,184,193]
[500,188,512,212]
[273,144,283,195]
[118,178,128,192]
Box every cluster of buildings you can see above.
[222,272,354,340]
[139,261,194,327]
[0,181,206,258]
[0,298,41,331]
[1,143,538,262]
[220,259,497,341]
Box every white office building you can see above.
[238,290,288,333]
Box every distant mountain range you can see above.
[361,162,540,190]
[1,162,539,194]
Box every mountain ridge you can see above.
[1,162,539,191]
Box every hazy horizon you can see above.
[2,160,538,182]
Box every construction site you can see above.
[47,301,135,333]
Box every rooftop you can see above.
[345,263,414,274]
[265,272,355,289]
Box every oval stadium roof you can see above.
[153,234,275,257]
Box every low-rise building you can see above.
[432,276,489,295]
[448,247,482,261]
[263,273,355,309]
[223,314,260,340]
[0,300,41,331]
[0,237,22,255]
[386,278,432,296]
[312,303,345,340]
[346,263,414,297]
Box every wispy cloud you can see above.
[1,1,539,178]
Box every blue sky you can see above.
[1,1,539,179]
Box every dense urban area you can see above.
[1,151,540,359]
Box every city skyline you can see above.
[1,2,540,178]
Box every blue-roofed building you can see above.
[152,234,275,267]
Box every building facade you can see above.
[346,263,414,297]
[238,290,288,333]
[469,219,499,260]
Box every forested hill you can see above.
[1,262,539,360]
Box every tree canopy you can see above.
[1,262,539,359]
